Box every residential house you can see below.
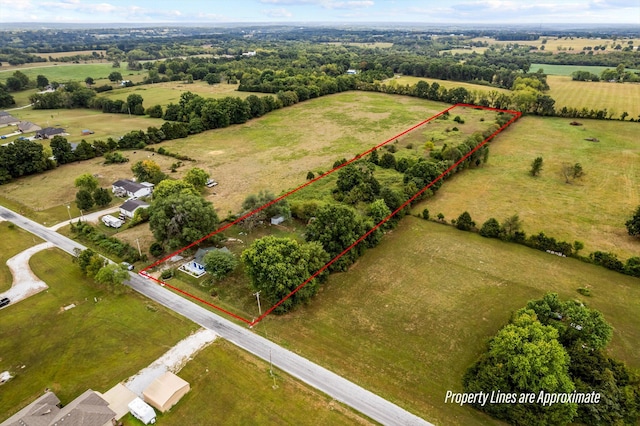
[180,247,230,277]
[119,199,150,219]
[112,179,154,199]
[2,390,115,426]
[17,121,42,134]
[35,127,66,139]
[0,112,19,127]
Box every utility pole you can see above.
[253,291,262,316]
[136,238,142,257]
[66,205,72,222]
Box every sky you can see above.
[0,0,639,25]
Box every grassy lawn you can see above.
[0,62,144,84]
[547,75,640,118]
[98,81,265,107]
[417,116,639,259]
[0,248,197,422]
[257,217,640,426]
[0,221,43,292]
[122,340,370,426]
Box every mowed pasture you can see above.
[0,62,144,84]
[530,63,632,76]
[0,247,197,422]
[390,75,510,95]
[470,36,636,52]
[260,217,640,426]
[419,116,640,259]
[546,75,640,118]
[122,340,370,426]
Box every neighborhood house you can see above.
[35,127,66,139]
[180,247,230,278]
[17,121,41,134]
[0,112,19,126]
[119,199,150,219]
[112,179,154,199]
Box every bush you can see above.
[160,269,174,279]
[150,242,164,257]
[589,251,624,272]
[422,208,429,220]
[479,218,502,238]
[306,171,315,180]
[104,152,129,164]
[577,287,591,296]
[455,211,475,231]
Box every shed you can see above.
[270,215,285,225]
[81,129,95,135]
[142,372,190,413]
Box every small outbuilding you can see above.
[270,215,285,225]
[142,372,190,413]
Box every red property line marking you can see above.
[139,104,522,326]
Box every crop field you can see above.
[546,75,640,118]
[389,75,509,95]
[418,116,640,259]
[0,221,43,293]
[121,340,369,425]
[0,62,144,84]
[258,217,640,426]
[530,63,631,76]
[98,81,262,107]
[440,47,489,55]
[0,248,197,422]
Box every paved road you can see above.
[0,205,432,426]
[48,206,119,231]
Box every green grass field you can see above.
[470,36,636,52]
[123,340,370,425]
[547,75,640,118]
[389,75,509,95]
[530,63,634,76]
[258,217,640,425]
[0,248,197,422]
[0,62,144,84]
[418,116,640,259]
[0,221,43,292]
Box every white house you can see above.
[112,179,154,199]
[179,247,230,278]
[119,199,150,219]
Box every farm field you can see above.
[258,217,640,426]
[98,81,263,107]
[34,50,108,59]
[530,63,632,76]
[0,221,43,293]
[122,339,369,425]
[0,247,198,422]
[546,75,640,118]
[470,36,636,52]
[418,116,640,259]
[389,75,509,94]
[0,62,144,84]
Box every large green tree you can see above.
[131,159,167,184]
[51,136,75,165]
[625,205,640,237]
[240,190,290,230]
[94,263,129,294]
[203,249,238,281]
[464,309,577,425]
[74,173,99,192]
[183,167,209,190]
[242,236,329,314]
[149,192,219,250]
[153,179,198,199]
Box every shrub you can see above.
[160,269,174,279]
[306,171,315,180]
[150,242,164,257]
[589,251,624,272]
[422,208,429,220]
[479,218,501,238]
[455,211,475,231]
[577,287,591,296]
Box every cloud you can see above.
[262,7,293,17]
[259,0,373,9]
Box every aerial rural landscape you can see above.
[0,1,639,425]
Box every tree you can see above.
[625,205,640,237]
[0,86,15,108]
[74,173,99,192]
[379,152,396,169]
[463,309,577,425]
[242,236,329,314]
[305,204,366,271]
[204,73,221,85]
[131,160,167,184]
[368,198,392,230]
[108,71,123,82]
[94,263,129,293]
[306,171,315,180]
[93,187,112,207]
[530,156,543,176]
[183,167,209,190]
[84,76,94,87]
[240,190,290,230]
[50,136,75,164]
[561,162,584,183]
[455,211,475,231]
[149,192,219,250]
[75,189,94,210]
[36,74,49,89]
[146,104,163,118]
[5,76,22,91]
[479,217,502,238]
[12,71,29,89]
[203,249,238,281]
[422,208,429,220]
[153,179,198,199]
[126,94,144,111]
[368,148,379,165]
[501,214,523,241]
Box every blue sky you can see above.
[1,0,638,24]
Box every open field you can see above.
[470,36,636,52]
[530,63,635,76]
[123,339,369,425]
[0,221,43,292]
[390,75,509,94]
[258,217,640,425]
[418,116,640,259]
[440,47,489,55]
[546,75,640,118]
[325,41,393,48]
[0,62,144,84]
[0,248,197,422]
[34,50,107,59]
[99,81,262,107]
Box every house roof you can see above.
[194,246,230,266]
[120,199,150,213]
[36,127,65,137]
[112,179,151,194]
[143,372,189,413]
[0,114,19,125]
[2,391,61,426]
[18,121,42,133]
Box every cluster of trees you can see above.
[75,248,130,293]
[30,81,96,109]
[74,173,111,210]
[465,293,639,425]
[71,222,143,263]
[0,139,55,184]
[572,64,639,83]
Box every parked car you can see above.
[122,262,134,271]
[0,297,10,308]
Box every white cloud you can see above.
[262,7,293,17]
[259,0,374,9]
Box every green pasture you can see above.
[530,63,634,76]
[0,62,144,84]
[419,116,640,259]
[390,75,509,94]
[259,217,640,425]
[0,248,197,422]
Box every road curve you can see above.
[0,205,432,426]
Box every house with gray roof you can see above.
[35,127,66,139]
[18,121,42,134]
[0,112,19,127]
[119,199,150,219]
[179,247,230,278]
[112,179,154,199]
